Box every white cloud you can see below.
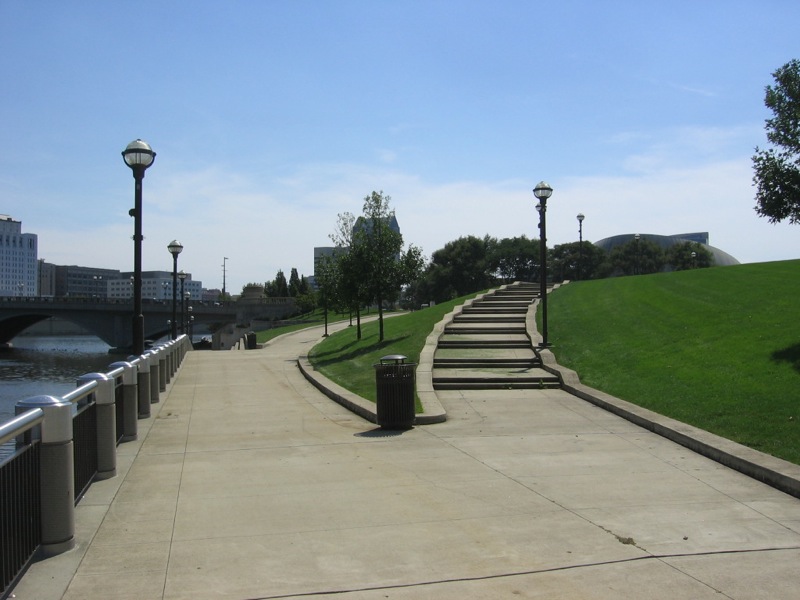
[32,127,799,295]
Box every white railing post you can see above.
[15,395,75,556]
[76,373,117,480]
[130,353,151,417]
[109,360,138,442]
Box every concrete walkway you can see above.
[14,319,800,599]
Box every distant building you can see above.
[38,259,56,297]
[0,215,38,297]
[54,265,120,298]
[111,271,203,301]
[353,213,400,237]
[33,262,204,300]
[312,213,402,288]
[202,288,222,302]
[311,246,348,289]
[594,232,740,267]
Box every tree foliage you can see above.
[265,269,289,297]
[753,59,800,224]
[328,192,423,341]
[551,241,610,281]
[314,253,340,336]
[487,235,539,283]
[666,242,713,271]
[264,268,311,304]
[610,238,664,276]
[414,235,494,305]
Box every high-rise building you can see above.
[0,215,38,297]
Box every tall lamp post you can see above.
[222,256,229,302]
[168,240,183,340]
[178,271,187,334]
[122,139,156,356]
[577,213,585,281]
[185,291,191,332]
[533,181,553,347]
[634,233,641,275]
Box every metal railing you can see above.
[0,409,44,597]
[0,335,191,600]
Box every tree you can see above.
[753,59,800,224]
[314,253,340,336]
[419,235,494,304]
[329,211,370,339]
[288,268,302,297]
[610,238,664,276]
[486,235,539,283]
[355,191,423,342]
[272,270,289,297]
[665,242,713,271]
[550,241,609,281]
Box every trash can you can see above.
[374,354,416,430]
[245,332,257,349]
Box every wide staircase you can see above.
[431,282,561,390]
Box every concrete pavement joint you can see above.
[230,546,800,600]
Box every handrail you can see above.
[0,408,44,447]
[62,380,98,405]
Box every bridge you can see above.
[0,296,299,350]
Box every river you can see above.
[0,336,129,423]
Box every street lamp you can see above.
[168,240,183,340]
[222,256,229,302]
[634,233,641,275]
[533,181,553,347]
[577,213,585,280]
[122,139,156,355]
[178,270,187,335]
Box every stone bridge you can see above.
[0,296,298,350]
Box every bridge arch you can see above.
[0,297,298,350]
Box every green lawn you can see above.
[308,293,483,406]
[255,310,331,344]
[548,260,800,464]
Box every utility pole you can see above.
[222,257,229,301]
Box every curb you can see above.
[297,355,447,426]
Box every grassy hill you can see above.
[548,259,800,464]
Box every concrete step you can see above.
[429,282,561,391]
[444,326,527,335]
[437,339,532,349]
[453,315,526,323]
[433,357,540,369]
[433,380,561,390]
[437,333,531,350]
[462,306,529,314]
[432,368,561,390]
[479,296,536,303]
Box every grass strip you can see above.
[549,260,800,464]
[308,293,484,407]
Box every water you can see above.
[0,336,128,423]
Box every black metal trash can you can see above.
[245,332,257,349]
[374,354,416,430]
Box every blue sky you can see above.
[1,1,798,293]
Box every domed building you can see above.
[593,232,740,267]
